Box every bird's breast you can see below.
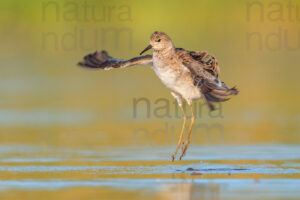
[152,55,201,101]
[153,58,179,88]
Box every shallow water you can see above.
[0,144,299,200]
[1,0,300,199]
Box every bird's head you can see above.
[140,31,174,55]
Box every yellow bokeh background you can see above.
[0,0,299,148]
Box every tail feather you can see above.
[205,92,229,102]
[199,79,239,111]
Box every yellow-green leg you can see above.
[180,104,195,160]
[172,105,187,161]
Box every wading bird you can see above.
[78,31,238,161]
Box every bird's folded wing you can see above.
[176,48,220,78]
[176,48,238,111]
[78,50,153,70]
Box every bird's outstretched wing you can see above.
[78,50,153,70]
[176,48,238,110]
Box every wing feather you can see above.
[78,50,152,70]
[176,48,238,110]
[176,48,220,78]
[78,48,238,111]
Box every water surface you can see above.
[0,144,299,200]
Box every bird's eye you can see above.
[157,39,161,42]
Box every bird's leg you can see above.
[180,104,195,160]
[172,104,187,161]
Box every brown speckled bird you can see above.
[78,31,238,161]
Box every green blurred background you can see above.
[0,0,299,149]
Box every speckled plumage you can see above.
[78,31,238,160]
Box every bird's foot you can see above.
[172,141,188,161]
[179,151,186,160]
[179,142,189,160]
[181,141,185,151]
[171,154,175,162]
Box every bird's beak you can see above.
[140,44,152,55]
